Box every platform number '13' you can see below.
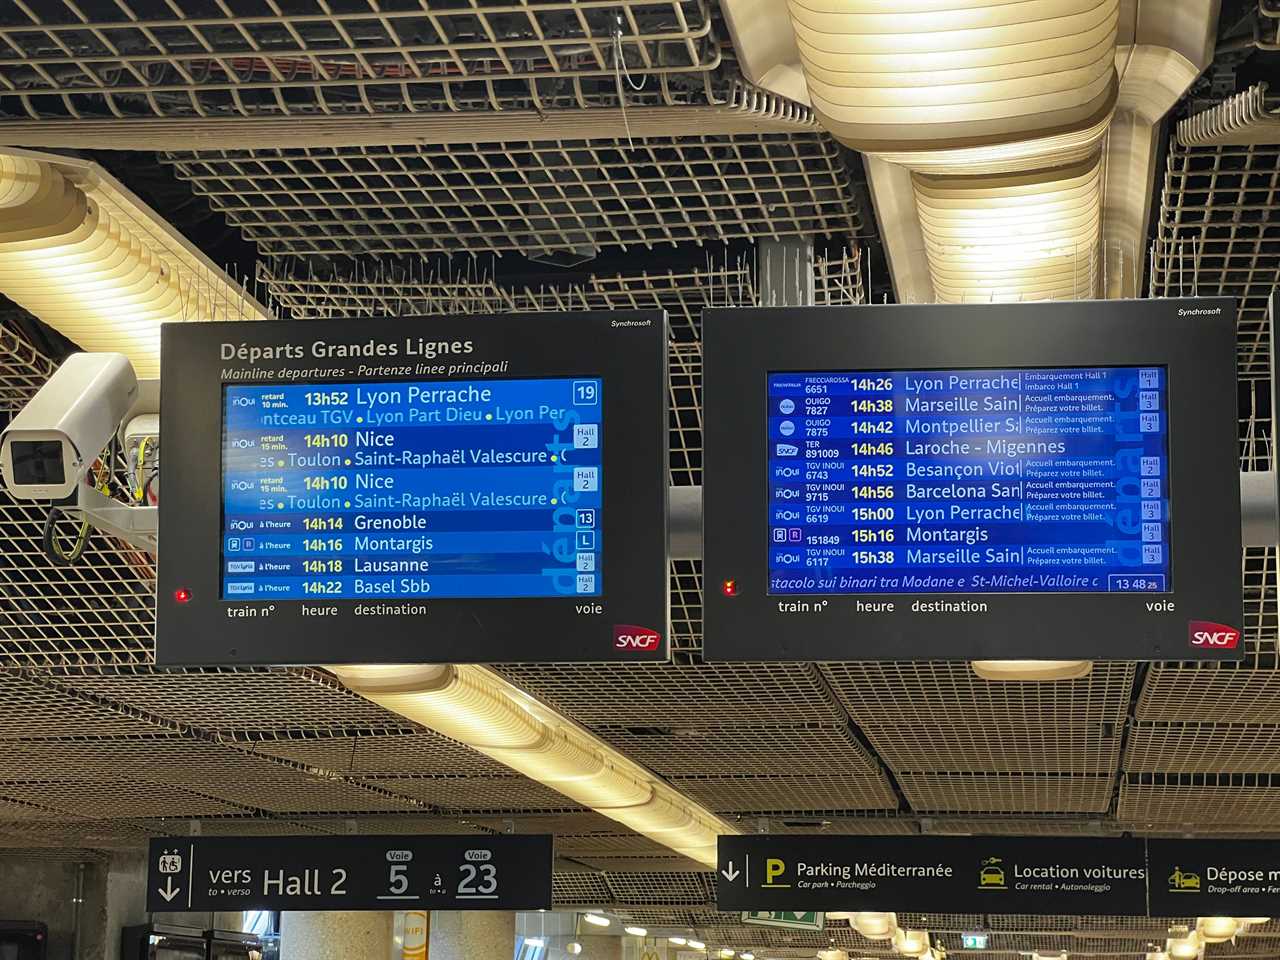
[458,863,498,896]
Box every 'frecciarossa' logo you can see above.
[614,625,662,652]
[1188,621,1241,650]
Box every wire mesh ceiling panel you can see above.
[162,136,862,258]
[0,0,725,119]
[1152,136,1280,380]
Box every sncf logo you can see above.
[1189,621,1241,650]
[614,625,661,652]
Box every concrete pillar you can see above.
[279,911,394,960]
[428,911,515,960]
[103,852,148,960]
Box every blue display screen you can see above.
[221,377,603,600]
[768,367,1171,595]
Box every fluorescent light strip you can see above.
[0,149,269,378]
[332,664,734,866]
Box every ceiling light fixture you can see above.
[670,938,688,946]
[566,944,583,956]
[689,941,707,951]
[1197,918,1238,943]
[1167,932,1202,960]
[331,664,734,866]
[894,930,930,957]
[583,913,611,928]
[625,927,648,937]
[741,953,756,959]
[720,950,736,958]
[853,913,898,940]
[971,660,1094,682]
[0,149,270,378]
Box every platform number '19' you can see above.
[458,863,498,896]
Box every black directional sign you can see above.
[717,835,1149,916]
[147,835,552,912]
[1149,839,1280,916]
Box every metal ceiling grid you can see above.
[493,662,845,725]
[895,774,1114,815]
[0,779,252,820]
[896,914,988,931]
[984,917,1191,935]
[1152,139,1280,378]
[366,775,584,811]
[551,871,614,904]
[468,811,622,834]
[0,496,155,668]
[820,662,1137,727]
[556,833,675,856]
[305,814,485,834]
[576,854,705,872]
[0,0,722,119]
[0,736,300,782]
[860,723,1121,776]
[1138,654,1280,723]
[590,723,881,776]
[0,672,165,739]
[0,319,55,412]
[763,814,917,834]
[1125,722,1280,773]
[601,870,713,905]
[162,136,862,258]
[247,731,512,776]
[198,774,427,814]
[41,666,412,733]
[0,818,153,849]
[670,773,899,813]
[257,248,864,343]
[921,817,1121,837]
[1118,774,1280,826]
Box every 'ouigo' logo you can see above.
[614,625,661,652]
[1188,621,1241,650]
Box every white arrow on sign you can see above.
[158,877,181,903]
[721,861,740,882]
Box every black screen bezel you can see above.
[703,300,1242,662]
[158,312,668,665]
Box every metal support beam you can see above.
[757,236,815,306]
[667,473,1280,560]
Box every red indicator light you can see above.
[174,588,192,604]
[722,579,738,597]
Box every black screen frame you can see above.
[158,311,668,665]
[703,299,1242,662]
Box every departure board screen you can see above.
[221,377,603,601]
[767,367,1171,595]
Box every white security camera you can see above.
[0,353,138,500]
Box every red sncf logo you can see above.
[614,625,661,652]
[1189,621,1240,649]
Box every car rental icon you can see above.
[978,857,1006,890]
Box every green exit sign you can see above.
[962,934,989,949]
[741,912,825,932]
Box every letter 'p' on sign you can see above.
[765,859,786,887]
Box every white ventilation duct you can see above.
[785,0,1120,156]
[915,156,1103,302]
[720,0,1220,303]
